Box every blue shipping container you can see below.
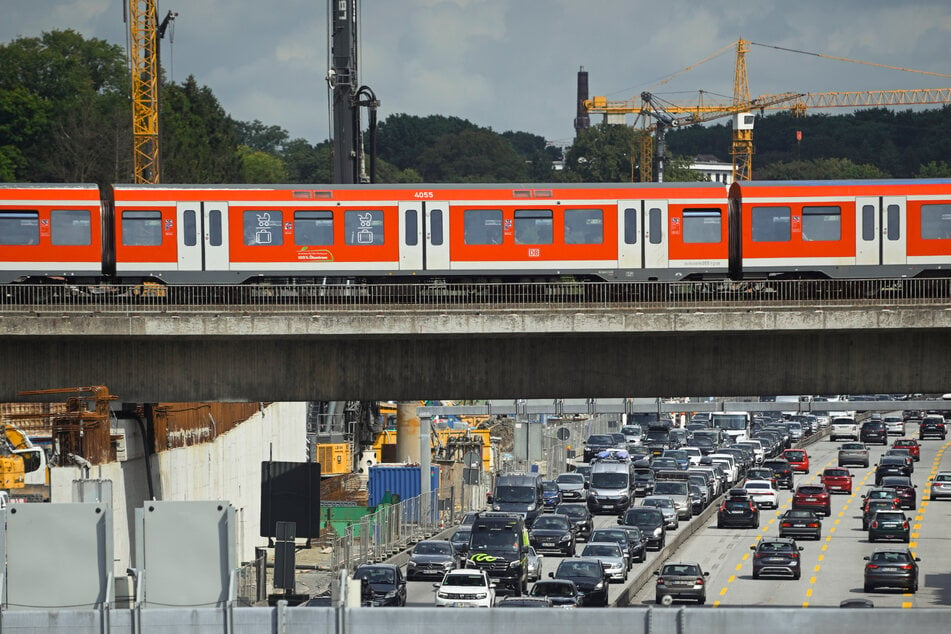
[368,464,440,508]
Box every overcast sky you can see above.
[3,1,951,149]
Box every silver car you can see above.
[654,561,709,605]
[641,495,679,530]
[580,542,628,583]
[526,546,543,582]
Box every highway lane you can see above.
[624,422,951,609]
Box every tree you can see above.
[755,157,888,180]
[564,124,637,182]
[238,145,286,183]
[377,113,480,170]
[418,128,526,182]
[918,161,951,178]
[282,138,332,183]
[236,120,290,154]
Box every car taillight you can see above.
[754,553,766,559]
[749,503,756,512]
[902,521,910,529]
[656,577,665,585]
[870,521,878,529]
[899,564,914,570]
[808,523,819,528]
[695,577,705,585]
[781,522,792,527]
[790,552,799,559]
[866,564,879,570]
[718,503,726,512]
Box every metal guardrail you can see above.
[0,278,948,314]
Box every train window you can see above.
[682,209,721,243]
[648,208,662,244]
[624,208,638,244]
[345,210,384,245]
[564,209,603,244]
[183,210,197,247]
[294,211,333,246]
[751,206,790,242]
[862,204,876,241]
[243,210,283,246]
[515,209,553,245]
[430,209,444,246]
[464,209,502,245]
[50,210,91,246]
[801,206,841,241]
[886,204,900,240]
[404,209,419,246]
[920,204,951,239]
[122,210,162,246]
[209,210,223,247]
[0,211,39,245]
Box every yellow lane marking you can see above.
[742,553,750,561]
[902,602,913,608]
[802,601,810,607]
[810,576,817,583]
[829,526,836,533]
[728,575,735,583]
[719,587,728,596]
[817,554,824,562]
[735,563,743,571]
[713,600,721,607]
[806,588,813,597]
[814,565,821,572]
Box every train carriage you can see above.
[729,180,951,279]
[0,183,104,284]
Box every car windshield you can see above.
[583,545,620,557]
[493,486,537,503]
[470,531,519,551]
[443,574,486,587]
[587,435,613,445]
[451,531,470,543]
[555,505,586,518]
[556,474,584,485]
[653,482,686,495]
[713,414,748,430]
[590,531,625,543]
[757,541,795,553]
[558,561,601,577]
[797,486,825,495]
[934,474,951,482]
[531,583,575,597]
[785,451,805,459]
[590,472,628,488]
[824,470,849,477]
[661,564,701,576]
[414,542,452,555]
[724,500,750,510]
[643,498,672,508]
[354,567,395,584]
[841,444,865,450]
[881,477,912,487]
[542,481,559,493]
[786,510,817,519]
[745,482,771,491]
[533,516,569,530]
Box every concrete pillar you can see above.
[395,402,420,464]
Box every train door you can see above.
[881,197,907,265]
[177,202,229,271]
[855,197,880,266]
[425,203,450,271]
[399,202,423,270]
[643,200,669,271]
[617,201,643,270]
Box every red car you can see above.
[792,484,831,516]
[820,467,853,495]
[782,449,810,474]
[892,438,921,462]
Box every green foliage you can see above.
[282,139,332,183]
[236,120,290,154]
[238,145,287,183]
[918,161,951,178]
[377,113,480,171]
[417,128,527,182]
[565,124,636,182]
[664,156,709,182]
[755,157,888,180]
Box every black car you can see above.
[633,468,656,497]
[862,498,900,531]
[750,537,804,580]
[778,509,822,540]
[617,525,648,563]
[527,579,582,607]
[449,529,471,556]
[919,415,947,440]
[406,540,459,580]
[717,497,760,529]
[583,434,618,462]
[761,459,794,490]
[860,420,888,445]
[497,596,554,608]
[879,475,917,510]
[620,506,666,550]
[864,548,920,592]
[529,514,576,556]
[550,558,610,607]
[554,503,594,541]
[352,563,407,607]
[874,456,912,484]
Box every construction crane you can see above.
[585,39,951,182]
[127,2,177,184]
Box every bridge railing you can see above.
[0,278,948,314]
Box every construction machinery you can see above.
[0,422,49,501]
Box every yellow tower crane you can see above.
[127,2,176,184]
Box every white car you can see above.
[682,446,703,466]
[743,479,778,509]
[883,415,905,436]
[433,569,495,608]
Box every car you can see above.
[874,456,912,483]
[688,482,706,514]
[929,471,951,500]
[746,466,778,487]
[588,528,633,569]
[654,561,709,605]
[862,498,900,530]
[830,416,859,441]
[820,467,854,495]
[497,596,555,608]
[651,478,693,520]
[300,593,333,607]
[620,506,667,550]
[860,420,888,445]
[541,479,563,511]
[554,503,593,541]
[883,448,914,473]
[554,472,587,502]
[583,434,619,462]
[449,529,471,556]
[837,442,870,468]
[717,495,760,528]
[407,540,460,580]
[778,509,823,540]
[352,564,407,607]
[574,465,593,485]
[879,476,917,510]
[641,495,679,530]
[526,546,543,582]
[580,542,628,582]
[529,514,577,556]
[620,424,643,447]
[632,467,656,497]
[617,525,648,563]
[918,415,947,440]
[458,513,478,528]
[792,484,831,516]
[892,438,920,462]
[864,487,901,506]
[864,548,920,593]
[750,537,804,579]
[433,568,495,608]
[883,415,905,436]
[650,456,681,472]
[661,449,690,470]
[527,579,581,607]
[867,509,911,543]
[761,459,794,490]
[743,479,778,509]
[782,449,810,473]
[550,558,610,607]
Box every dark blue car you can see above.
[542,480,562,511]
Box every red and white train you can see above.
[1,179,950,285]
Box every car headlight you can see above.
[493,504,502,511]
[559,534,572,542]
[407,561,417,568]
[475,593,487,599]
[527,504,536,511]
[594,582,605,590]
[509,560,521,569]
[443,561,454,568]
[437,591,450,599]
[384,591,397,599]
[653,527,662,537]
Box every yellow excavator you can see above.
[0,422,50,501]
